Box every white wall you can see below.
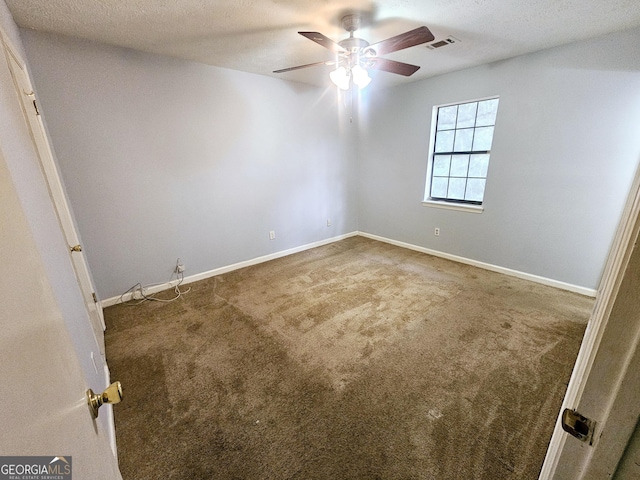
[0,2,107,402]
[20,30,359,300]
[18,26,640,296]
[357,27,640,290]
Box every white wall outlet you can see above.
[327,218,332,227]
[174,258,185,274]
[269,230,276,240]
[434,227,440,236]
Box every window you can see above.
[424,97,499,211]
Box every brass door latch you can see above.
[87,381,122,418]
[70,244,82,252]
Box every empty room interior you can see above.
[1,1,640,479]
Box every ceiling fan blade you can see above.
[367,57,421,76]
[298,32,347,53]
[273,60,336,74]
[367,26,434,56]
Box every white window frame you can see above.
[422,95,500,214]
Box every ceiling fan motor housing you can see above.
[338,36,370,52]
[341,14,361,32]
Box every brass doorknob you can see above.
[87,381,122,418]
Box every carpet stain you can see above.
[105,236,593,479]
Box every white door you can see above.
[1,33,106,354]
[0,148,122,478]
[539,163,640,479]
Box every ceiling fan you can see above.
[274,14,435,90]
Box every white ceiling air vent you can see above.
[426,36,461,50]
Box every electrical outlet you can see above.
[269,230,276,240]
[175,258,185,274]
[434,227,440,236]
[327,218,332,227]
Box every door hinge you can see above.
[561,408,596,445]
[92,292,98,303]
[32,99,40,116]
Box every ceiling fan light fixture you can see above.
[351,65,371,89]
[275,18,433,89]
[330,66,350,90]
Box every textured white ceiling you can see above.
[7,0,640,89]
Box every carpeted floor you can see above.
[104,236,593,479]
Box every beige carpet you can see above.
[105,236,593,479]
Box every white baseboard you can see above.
[100,232,358,308]
[358,231,597,297]
[101,230,595,308]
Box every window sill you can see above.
[422,200,484,214]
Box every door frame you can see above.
[539,162,640,478]
[1,25,117,455]
[0,29,106,354]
